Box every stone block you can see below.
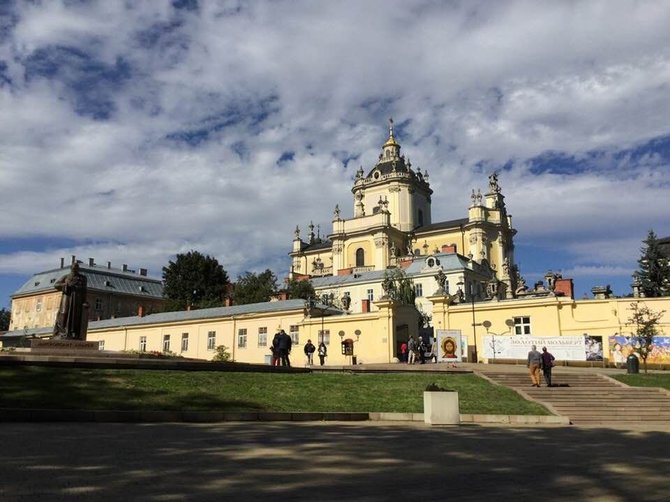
[423,391,460,425]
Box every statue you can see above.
[52,262,89,340]
[341,294,351,310]
[433,269,447,295]
[488,172,500,193]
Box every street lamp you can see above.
[470,283,478,363]
[306,296,329,344]
[482,319,513,360]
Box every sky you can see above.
[1,0,670,310]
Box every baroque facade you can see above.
[290,121,521,315]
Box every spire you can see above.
[381,117,400,160]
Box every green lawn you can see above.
[612,373,670,390]
[0,367,550,415]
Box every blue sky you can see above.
[1,0,670,309]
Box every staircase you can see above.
[478,369,670,426]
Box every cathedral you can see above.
[289,120,521,316]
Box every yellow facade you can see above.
[74,296,670,366]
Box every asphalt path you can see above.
[1,422,669,501]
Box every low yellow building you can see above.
[5,294,667,367]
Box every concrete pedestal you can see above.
[423,391,460,425]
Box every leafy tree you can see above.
[212,345,231,362]
[234,269,278,305]
[635,229,670,297]
[383,269,416,305]
[0,308,10,331]
[162,251,229,311]
[627,302,666,373]
[285,279,315,300]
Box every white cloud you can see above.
[1,0,670,306]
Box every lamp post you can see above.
[482,320,513,360]
[306,296,328,344]
[470,283,478,363]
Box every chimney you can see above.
[107,261,111,269]
[60,257,65,268]
[361,299,370,313]
[140,268,147,276]
[123,264,128,272]
[88,258,95,266]
[224,297,233,307]
[554,278,574,300]
[138,305,144,318]
[71,255,76,265]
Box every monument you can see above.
[32,261,99,352]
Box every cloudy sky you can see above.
[1,0,670,309]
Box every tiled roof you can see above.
[3,299,310,336]
[12,265,163,299]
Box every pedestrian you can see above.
[271,331,281,366]
[407,335,417,364]
[430,337,439,363]
[418,337,427,364]
[527,344,542,387]
[400,341,408,363]
[318,341,327,366]
[541,346,555,387]
[278,329,292,367]
[304,339,316,366]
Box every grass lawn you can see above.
[0,367,550,415]
[612,373,670,390]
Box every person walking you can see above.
[418,337,427,364]
[527,344,542,387]
[278,329,292,367]
[304,339,316,366]
[407,336,417,364]
[318,341,327,366]
[541,346,556,387]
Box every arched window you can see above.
[355,248,365,267]
[418,209,424,227]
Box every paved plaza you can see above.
[1,421,669,501]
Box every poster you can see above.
[436,329,463,362]
[608,335,670,364]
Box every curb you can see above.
[0,408,564,425]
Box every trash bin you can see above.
[626,354,639,374]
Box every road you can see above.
[1,421,668,501]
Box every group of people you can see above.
[303,339,328,366]
[270,329,293,367]
[527,345,556,387]
[400,335,438,364]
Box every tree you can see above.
[635,229,670,297]
[234,269,278,305]
[0,308,10,331]
[627,302,666,373]
[212,345,231,362]
[162,251,230,311]
[383,269,416,305]
[285,279,315,300]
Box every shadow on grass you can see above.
[0,367,267,412]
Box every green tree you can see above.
[627,302,666,373]
[383,269,416,305]
[212,345,231,362]
[285,279,315,300]
[162,251,230,311]
[234,269,278,305]
[635,229,670,297]
[0,308,10,331]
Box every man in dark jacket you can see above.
[278,329,292,367]
[304,339,316,366]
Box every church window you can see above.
[418,209,424,227]
[415,283,423,297]
[356,248,365,267]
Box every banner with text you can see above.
[482,335,588,361]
